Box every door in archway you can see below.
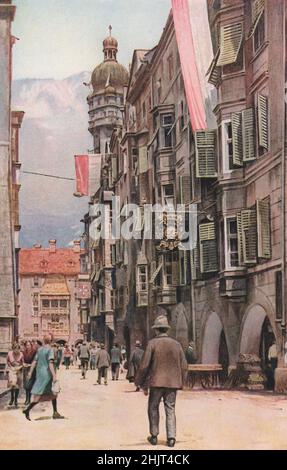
[259,317,276,390]
[218,330,229,384]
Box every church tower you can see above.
[87,27,129,154]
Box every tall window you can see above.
[225,217,239,268]
[42,299,50,308]
[137,265,148,292]
[59,300,68,308]
[254,11,265,53]
[161,114,174,148]
[164,253,173,286]
[33,276,39,287]
[33,324,39,334]
[222,121,237,171]
[162,184,175,206]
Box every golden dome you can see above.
[91,27,129,94]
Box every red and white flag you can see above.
[74,154,102,197]
[172,0,217,131]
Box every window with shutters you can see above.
[110,245,116,265]
[195,130,217,178]
[131,147,138,173]
[137,265,148,292]
[179,251,187,285]
[249,0,265,52]
[199,222,218,274]
[138,146,148,174]
[257,94,269,152]
[240,209,257,265]
[257,198,271,259]
[225,217,239,269]
[163,252,179,287]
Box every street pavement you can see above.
[1,366,287,450]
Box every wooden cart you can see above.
[186,364,223,389]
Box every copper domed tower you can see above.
[88,27,129,155]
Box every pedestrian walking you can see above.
[78,341,90,379]
[63,344,73,370]
[5,343,24,408]
[127,340,144,391]
[23,335,64,421]
[55,345,63,370]
[95,344,110,385]
[135,315,187,448]
[89,343,98,370]
[23,340,37,405]
[121,344,127,362]
[110,343,122,380]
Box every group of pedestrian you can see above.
[5,334,64,421]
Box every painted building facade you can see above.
[0,1,24,373]
[19,241,84,345]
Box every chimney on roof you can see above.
[73,240,81,253]
[49,239,57,253]
[33,244,42,249]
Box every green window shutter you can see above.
[207,49,221,87]
[179,175,191,205]
[199,222,218,273]
[217,23,243,67]
[232,112,243,167]
[242,108,255,162]
[258,95,269,150]
[257,199,271,259]
[237,212,244,266]
[138,146,148,174]
[195,130,217,179]
[241,209,257,264]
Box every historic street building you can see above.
[19,240,84,345]
[0,0,24,375]
[80,1,287,390]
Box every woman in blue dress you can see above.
[23,335,64,421]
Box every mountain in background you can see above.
[12,72,92,248]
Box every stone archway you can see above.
[240,304,269,356]
[202,312,225,364]
[171,303,189,351]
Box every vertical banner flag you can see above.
[172,0,217,131]
[74,154,102,196]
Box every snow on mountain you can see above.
[12,72,92,248]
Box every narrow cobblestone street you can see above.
[1,366,287,450]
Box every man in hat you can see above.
[78,341,90,379]
[135,315,187,448]
[127,340,145,391]
[95,343,110,385]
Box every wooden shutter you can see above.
[232,112,243,166]
[207,49,221,87]
[257,199,271,259]
[138,146,148,174]
[150,261,163,284]
[179,175,191,205]
[242,108,255,162]
[258,94,269,150]
[217,23,243,67]
[199,222,218,273]
[241,209,257,264]
[237,212,244,266]
[275,271,283,321]
[195,130,217,178]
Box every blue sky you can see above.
[13,0,171,80]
